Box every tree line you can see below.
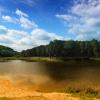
[0,45,16,57]
[21,39,100,57]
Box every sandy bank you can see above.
[0,80,99,100]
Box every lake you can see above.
[0,60,100,92]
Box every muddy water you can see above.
[0,60,100,91]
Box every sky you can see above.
[0,0,100,51]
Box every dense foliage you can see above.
[0,45,16,57]
[21,39,100,57]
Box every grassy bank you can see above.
[0,57,100,62]
[0,57,100,67]
[64,86,100,100]
[0,57,64,62]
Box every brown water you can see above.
[0,60,100,92]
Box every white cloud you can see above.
[16,9,28,17]
[16,9,38,29]
[2,9,38,29]
[0,25,64,51]
[56,14,73,21]
[2,16,16,23]
[31,28,63,46]
[19,16,38,29]
[56,0,100,40]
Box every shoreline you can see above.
[0,92,99,100]
[0,93,80,100]
[0,57,100,62]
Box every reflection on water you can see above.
[0,60,100,91]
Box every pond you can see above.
[0,60,100,92]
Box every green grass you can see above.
[65,86,100,99]
[0,57,63,62]
[0,57,100,62]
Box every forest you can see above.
[21,39,100,57]
[0,45,16,57]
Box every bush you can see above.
[65,87,81,93]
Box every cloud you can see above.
[19,16,38,29]
[56,14,73,21]
[2,9,38,29]
[16,9,28,17]
[31,28,64,46]
[16,9,38,29]
[56,0,100,40]
[0,25,64,51]
[2,16,16,23]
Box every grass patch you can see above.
[19,57,63,62]
[0,57,100,63]
[65,86,100,99]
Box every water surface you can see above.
[0,60,100,91]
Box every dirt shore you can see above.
[0,80,78,100]
[0,80,99,100]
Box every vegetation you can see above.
[20,57,64,62]
[0,45,17,57]
[21,39,100,58]
[65,86,100,99]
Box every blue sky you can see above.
[0,0,100,51]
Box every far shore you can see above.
[0,57,100,62]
